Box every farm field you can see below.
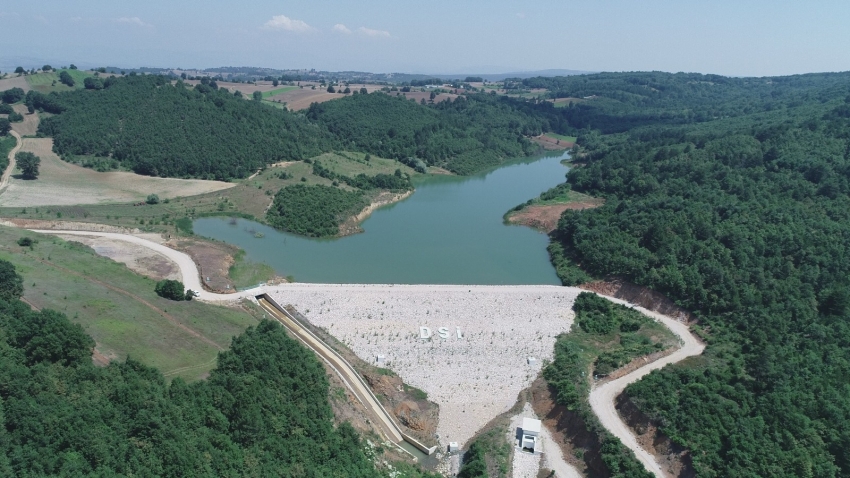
[0,225,260,381]
[10,104,38,136]
[0,74,30,93]
[0,138,236,207]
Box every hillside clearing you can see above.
[1,138,235,207]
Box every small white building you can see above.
[376,354,386,364]
[527,357,537,366]
[521,418,542,453]
[448,442,459,452]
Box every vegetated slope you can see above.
[266,184,369,237]
[36,75,336,180]
[306,92,556,175]
[525,71,850,133]
[0,260,385,477]
[549,71,850,476]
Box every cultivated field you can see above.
[0,75,30,93]
[10,104,38,136]
[268,284,582,448]
[0,138,236,207]
[25,69,94,93]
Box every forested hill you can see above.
[548,72,850,476]
[524,71,850,133]
[0,259,396,477]
[37,75,337,180]
[32,74,568,179]
[307,92,557,174]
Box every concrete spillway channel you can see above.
[256,294,437,460]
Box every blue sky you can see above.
[2,0,849,76]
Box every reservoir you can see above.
[193,151,570,285]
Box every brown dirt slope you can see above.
[507,200,602,233]
[10,105,38,136]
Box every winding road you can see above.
[29,229,704,477]
[0,130,22,195]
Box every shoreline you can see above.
[339,189,414,236]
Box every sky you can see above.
[2,0,849,77]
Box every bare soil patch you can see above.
[275,89,343,110]
[10,104,38,136]
[55,234,181,281]
[339,190,413,236]
[532,134,574,150]
[1,138,235,207]
[169,237,238,293]
[581,279,694,322]
[0,75,30,93]
[508,200,603,233]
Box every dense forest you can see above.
[307,92,558,174]
[37,75,337,180]
[30,74,570,179]
[266,184,369,237]
[0,258,435,477]
[545,71,850,476]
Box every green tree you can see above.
[83,77,104,90]
[0,259,24,301]
[42,65,52,71]
[327,85,336,93]
[252,90,262,101]
[15,152,40,179]
[14,67,24,74]
[360,87,367,95]
[343,87,351,94]
[0,118,10,136]
[272,79,279,86]
[146,193,160,204]
[154,279,185,301]
[69,64,78,70]
[59,70,75,87]
[2,87,25,103]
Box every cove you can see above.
[193,151,570,285]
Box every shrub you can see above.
[146,194,160,204]
[155,279,185,301]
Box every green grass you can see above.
[229,250,277,289]
[0,225,261,381]
[262,86,298,98]
[544,132,577,142]
[25,69,94,93]
[311,151,419,178]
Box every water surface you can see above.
[194,151,570,284]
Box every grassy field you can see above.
[229,250,277,289]
[25,69,94,93]
[0,225,261,381]
[262,86,298,98]
[544,132,578,142]
[312,151,419,178]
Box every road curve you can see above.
[0,130,22,195]
[588,297,705,477]
[31,229,705,474]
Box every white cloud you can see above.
[358,26,390,38]
[332,23,351,34]
[116,16,153,28]
[262,14,312,32]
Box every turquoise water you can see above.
[193,151,570,285]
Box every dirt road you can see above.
[0,130,21,195]
[588,298,705,477]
